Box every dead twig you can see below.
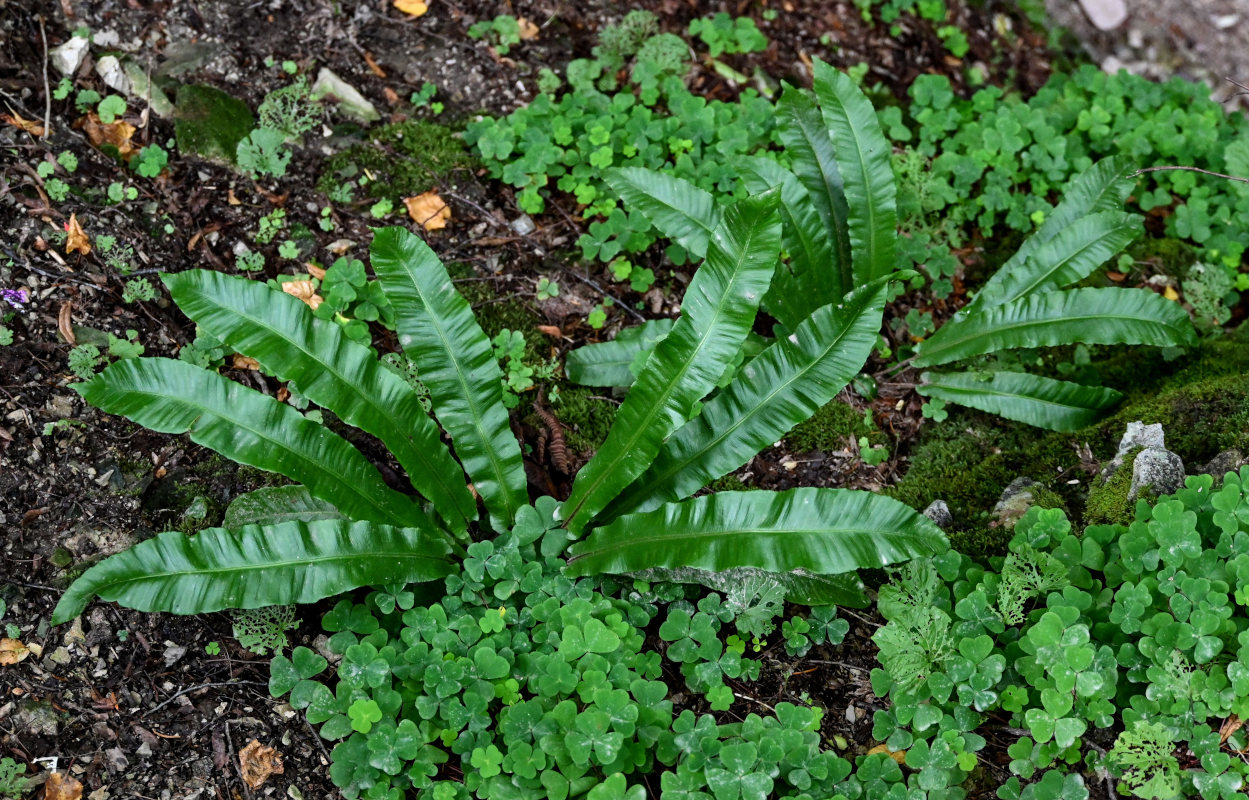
[39,16,50,139]
[1131,165,1249,185]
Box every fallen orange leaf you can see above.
[45,772,83,800]
[866,744,906,764]
[2,112,45,137]
[232,355,261,370]
[1163,285,1180,301]
[536,324,563,338]
[517,17,540,40]
[65,214,91,255]
[281,279,324,310]
[0,638,29,665]
[394,0,428,17]
[81,112,136,158]
[405,191,451,231]
[239,739,284,789]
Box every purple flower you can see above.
[1,288,28,309]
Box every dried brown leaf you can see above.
[44,772,84,800]
[281,279,324,310]
[58,301,76,345]
[517,17,540,40]
[404,191,451,231]
[238,739,284,789]
[0,638,29,665]
[232,355,261,370]
[81,112,136,158]
[2,112,45,137]
[65,214,91,255]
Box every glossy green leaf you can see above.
[628,565,869,607]
[564,319,675,388]
[165,270,476,533]
[605,167,720,260]
[973,156,1136,310]
[223,485,344,528]
[737,155,841,330]
[984,211,1142,303]
[811,59,897,284]
[914,287,1197,367]
[52,519,454,623]
[775,84,851,293]
[371,227,527,531]
[566,488,946,577]
[607,279,888,516]
[918,371,1124,432]
[75,358,426,527]
[560,191,783,533]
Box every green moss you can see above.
[1083,450,1138,527]
[318,120,476,200]
[705,474,753,493]
[553,385,617,455]
[173,84,255,165]
[1125,236,1198,278]
[784,399,876,453]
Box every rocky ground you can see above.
[0,0,1244,798]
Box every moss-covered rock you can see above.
[173,84,255,165]
[1083,447,1139,527]
[318,119,476,200]
[551,385,617,456]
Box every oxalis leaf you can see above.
[52,519,454,624]
[560,190,783,533]
[566,488,946,578]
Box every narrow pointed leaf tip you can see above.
[559,191,783,533]
[370,226,528,531]
[52,519,454,624]
[566,488,946,578]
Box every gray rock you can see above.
[51,36,90,77]
[1102,421,1167,479]
[1202,449,1246,481]
[1078,0,1128,31]
[992,477,1038,528]
[1130,447,1185,500]
[922,500,953,529]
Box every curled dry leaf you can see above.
[517,17,540,40]
[867,743,907,764]
[65,214,91,255]
[281,279,324,310]
[238,739,284,789]
[45,772,84,800]
[81,112,137,158]
[536,324,563,338]
[0,638,30,665]
[404,191,451,232]
[305,262,327,280]
[232,355,261,371]
[393,0,428,17]
[59,301,76,345]
[2,112,46,137]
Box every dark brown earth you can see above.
[0,0,1121,796]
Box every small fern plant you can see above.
[53,201,943,624]
[579,58,1197,432]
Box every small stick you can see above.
[1131,165,1249,185]
[148,680,266,714]
[39,17,51,139]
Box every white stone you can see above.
[95,55,132,95]
[51,36,90,77]
[1078,0,1128,31]
[311,67,379,122]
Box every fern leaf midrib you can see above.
[919,308,1186,366]
[627,309,861,503]
[125,386,415,526]
[563,224,771,529]
[90,549,451,596]
[404,276,522,524]
[926,379,1117,412]
[572,525,923,562]
[214,300,471,523]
